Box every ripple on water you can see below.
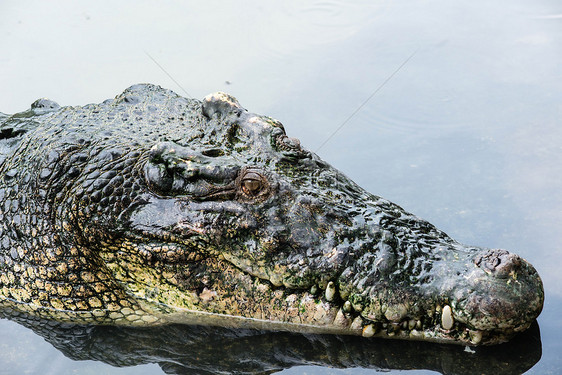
[358,104,472,134]
[253,0,386,58]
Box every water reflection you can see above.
[1,312,541,375]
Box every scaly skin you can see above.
[0,84,544,345]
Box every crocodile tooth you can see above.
[408,319,416,330]
[310,285,318,295]
[334,309,350,327]
[362,324,376,337]
[470,330,483,345]
[410,329,423,339]
[343,300,353,313]
[441,305,454,330]
[325,281,336,302]
[350,316,363,331]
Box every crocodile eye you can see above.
[237,169,273,202]
[241,172,263,196]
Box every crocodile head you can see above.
[0,85,544,345]
[92,88,541,346]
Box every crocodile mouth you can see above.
[113,226,543,347]
[155,276,524,346]
[91,227,544,348]
[355,306,513,345]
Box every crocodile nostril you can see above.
[474,249,522,278]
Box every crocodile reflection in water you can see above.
[0,84,544,345]
[0,311,542,375]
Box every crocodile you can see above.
[0,84,544,345]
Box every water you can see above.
[1,0,561,373]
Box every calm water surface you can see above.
[1,0,561,374]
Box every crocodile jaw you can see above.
[101,232,543,346]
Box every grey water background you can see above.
[0,0,561,374]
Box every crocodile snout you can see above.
[456,248,544,334]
